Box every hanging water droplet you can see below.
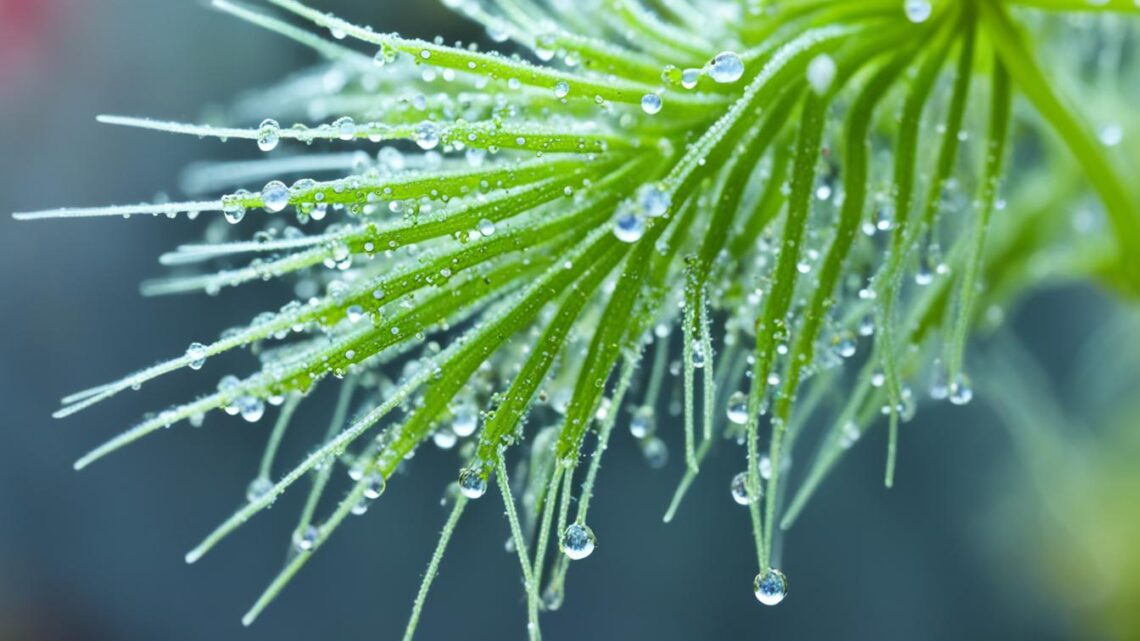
[560,523,596,560]
[630,405,656,439]
[613,209,645,243]
[641,93,662,115]
[832,331,857,359]
[246,477,273,503]
[293,525,319,552]
[948,372,973,405]
[642,437,668,468]
[433,428,458,449]
[806,54,836,95]
[759,455,772,480]
[707,51,744,83]
[753,568,788,605]
[414,121,440,150]
[257,118,280,152]
[238,396,265,423]
[726,391,749,425]
[458,468,487,499]
[681,67,701,89]
[186,342,208,370]
[222,195,246,224]
[904,0,932,22]
[452,405,478,437]
[261,180,290,213]
[731,471,761,505]
[363,472,386,499]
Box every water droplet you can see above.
[630,405,656,439]
[333,116,356,141]
[238,396,265,423]
[806,54,836,95]
[637,183,670,217]
[186,342,208,370]
[261,180,290,213]
[478,218,496,236]
[246,477,273,503]
[293,525,319,552]
[753,568,788,605]
[614,209,645,243]
[452,405,478,437]
[641,93,662,115]
[257,118,280,152]
[415,121,440,150]
[904,0,932,23]
[731,471,761,505]
[222,195,246,224]
[363,472,386,499]
[681,67,701,89]
[832,331,857,359]
[458,468,487,499]
[949,372,973,405]
[1099,123,1123,147]
[642,437,668,468]
[759,455,772,480]
[553,80,570,99]
[707,51,744,83]
[726,391,749,425]
[561,523,596,560]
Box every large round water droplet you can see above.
[731,471,761,505]
[641,93,662,115]
[363,472,386,499]
[726,391,748,425]
[238,396,265,423]
[948,372,973,406]
[753,568,788,605]
[261,180,290,213]
[904,0,932,23]
[458,468,487,499]
[257,118,280,152]
[186,342,208,370]
[561,523,596,560]
[614,210,645,243]
[707,51,744,83]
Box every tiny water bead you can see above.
[832,331,857,359]
[707,51,744,84]
[257,118,280,152]
[553,80,570,99]
[904,0,932,23]
[948,372,974,406]
[753,568,789,606]
[261,180,290,213]
[363,472,387,499]
[185,342,208,370]
[630,405,656,439]
[726,391,749,425]
[246,477,273,503]
[293,525,319,553]
[641,93,663,115]
[561,523,596,560]
[458,468,487,499]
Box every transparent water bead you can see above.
[458,468,487,499]
[681,68,701,89]
[561,523,596,560]
[261,180,290,213]
[185,342,208,370]
[832,331,857,359]
[257,118,280,152]
[642,436,668,468]
[637,183,670,217]
[553,80,570,99]
[948,373,973,406]
[614,210,646,243]
[707,51,744,84]
[237,396,265,423]
[415,122,440,150]
[731,471,761,505]
[807,54,836,95]
[726,391,749,425]
[452,405,478,437]
[222,196,246,224]
[641,93,663,115]
[333,116,356,141]
[363,472,387,500]
[753,568,789,605]
[293,525,319,552]
[246,477,273,503]
[630,405,656,439]
[904,0,932,23]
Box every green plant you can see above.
[15,0,1139,638]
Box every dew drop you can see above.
[948,372,973,405]
[904,0,932,23]
[753,568,788,605]
[333,116,356,141]
[458,468,487,499]
[613,209,645,243]
[415,121,440,150]
[257,118,280,152]
[261,180,290,213]
[707,51,744,83]
[293,525,319,552]
[630,405,656,439]
[478,218,496,236]
[553,80,570,99]
[560,523,596,560]
[806,54,836,95]
[726,391,749,425]
[637,183,670,217]
[238,396,265,423]
[246,477,273,503]
[363,472,387,499]
[681,67,701,89]
[641,93,662,115]
[186,342,208,370]
[642,436,668,468]
[832,331,857,359]
[452,405,478,437]
[731,471,761,505]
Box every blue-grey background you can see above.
[0,1,1103,640]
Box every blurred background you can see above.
[0,1,1135,640]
